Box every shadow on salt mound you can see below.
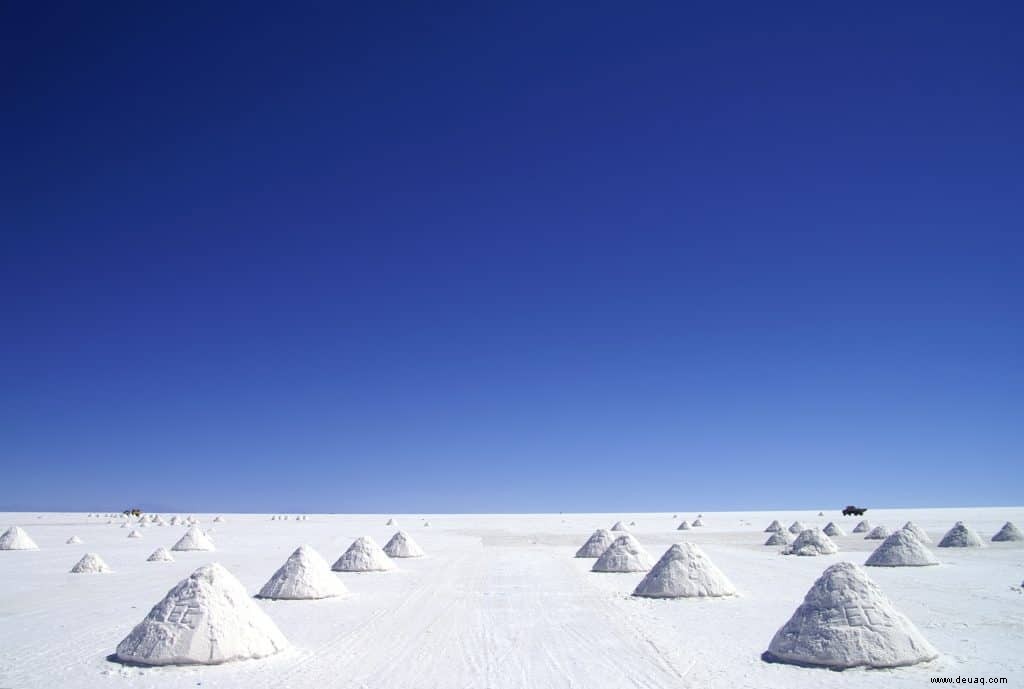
[782,529,838,556]
[576,529,615,558]
[938,522,984,548]
[592,534,653,573]
[991,521,1022,542]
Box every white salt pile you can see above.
[171,526,216,552]
[852,520,871,533]
[764,562,937,668]
[258,545,349,600]
[823,522,845,537]
[788,521,806,534]
[213,516,224,523]
[677,520,690,530]
[633,543,736,598]
[128,529,143,539]
[67,536,84,544]
[592,534,654,573]
[386,518,397,526]
[764,530,792,546]
[610,521,630,532]
[383,531,425,558]
[902,522,931,544]
[991,521,1022,542]
[692,517,704,527]
[764,520,784,533]
[169,516,179,526]
[864,525,891,540]
[115,563,288,665]
[70,553,112,573]
[782,528,839,556]
[575,529,616,558]
[938,521,984,548]
[331,536,396,572]
[147,547,174,562]
[423,521,431,527]
[865,529,939,567]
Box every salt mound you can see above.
[128,529,143,539]
[823,522,845,537]
[852,520,871,533]
[788,521,806,534]
[692,517,704,527]
[386,518,397,526]
[169,516,180,526]
[575,529,615,558]
[383,531,425,558]
[765,520,784,533]
[633,543,736,598]
[423,521,431,527]
[147,547,174,562]
[154,517,166,526]
[71,553,112,573]
[610,521,629,532]
[764,562,937,668]
[864,525,890,540]
[902,522,931,544]
[866,529,939,567]
[171,526,216,552]
[677,520,690,530]
[331,536,396,572]
[258,545,349,600]
[938,521,983,548]
[992,521,1023,542]
[67,536,84,544]
[592,534,653,573]
[115,563,288,665]
[213,516,224,523]
[2,526,41,550]
[782,528,839,556]
[765,530,792,546]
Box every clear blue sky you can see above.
[2,2,1021,513]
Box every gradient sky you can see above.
[2,3,1022,513]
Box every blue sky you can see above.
[2,2,1022,513]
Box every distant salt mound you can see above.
[423,521,430,527]
[938,522,983,548]
[764,520,784,533]
[902,522,931,544]
[992,521,1022,542]
[764,562,937,668]
[782,528,839,556]
[592,534,653,573]
[853,520,871,533]
[128,529,143,539]
[71,553,112,573]
[610,521,629,532]
[576,529,616,558]
[383,531,425,558]
[147,547,174,562]
[115,563,288,665]
[764,530,792,546]
[172,526,216,552]
[818,511,825,516]
[67,536,84,544]
[213,516,224,523]
[633,543,736,598]
[386,518,397,526]
[823,522,845,537]
[692,517,704,527]
[677,520,690,531]
[788,521,806,534]
[169,516,179,526]
[332,536,396,572]
[138,521,148,528]
[866,529,939,567]
[154,517,166,526]
[864,525,890,540]
[258,545,349,600]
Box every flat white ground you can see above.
[1,507,1021,689]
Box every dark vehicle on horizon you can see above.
[842,505,867,516]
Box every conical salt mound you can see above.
[115,563,288,665]
[692,517,704,527]
[992,521,1023,542]
[575,529,615,558]
[765,520,784,533]
[213,516,224,523]
[592,534,654,572]
[169,516,179,526]
[938,521,983,548]
[852,520,871,533]
[148,547,174,562]
[864,525,890,540]
[764,562,937,668]
[67,535,84,544]
[823,522,845,537]
[172,526,216,552]
[902,522,931,544]
[610,521,629,532]
[633,543,737,598]
[782,528,839,556]
[866,529,939,567]
[677,520,690,530]
[71,553,112,573]
[386,518,397,526]
[258,545,349,600]
[128,529,143,539]
[765,530,792,546]
[331,536,396,572]
[0,526,39,550]
[154,517,166,526]
[383,531,425,558]
[788,521,806,534]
